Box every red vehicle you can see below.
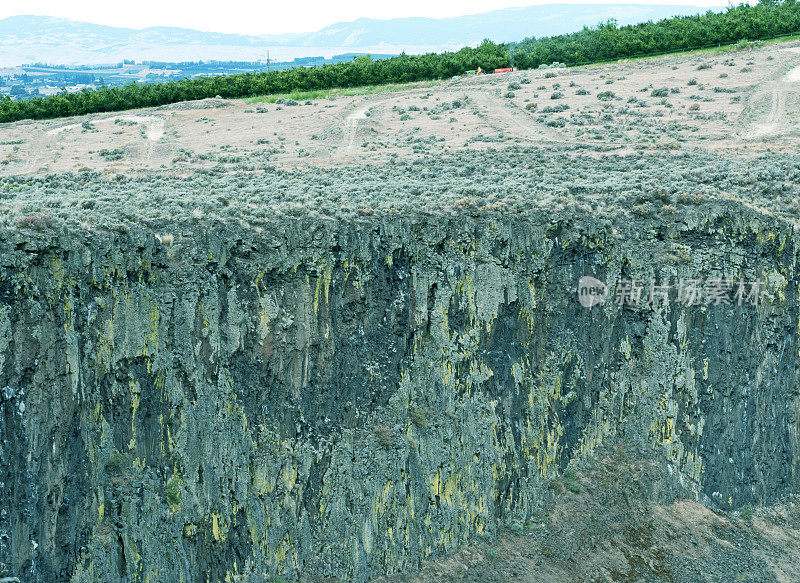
[493,67,518,74]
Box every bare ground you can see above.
[2,40,800,176]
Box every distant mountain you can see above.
[0,6,723,67]
[0,16,274,66]
[289,5,722,48]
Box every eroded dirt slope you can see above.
[375,447,800,583]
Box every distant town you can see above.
[0,54,396,100]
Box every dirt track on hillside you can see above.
[2,41,799,177]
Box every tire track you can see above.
[744,61,800,140]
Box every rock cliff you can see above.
[1,179,799,581]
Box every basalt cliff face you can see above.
[1,201,799,582]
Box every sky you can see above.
[1,0,736,35]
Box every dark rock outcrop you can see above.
[1,204,798,581]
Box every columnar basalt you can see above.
[1,203,799,582]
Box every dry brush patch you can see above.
[2,146,800,232]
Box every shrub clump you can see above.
[99,148,126,161]
[563,469,582,493]
[104,452,132,474]
[409,406,431,429]
[16,214,53,231]
[540,104,569,113]
[373,424,394,448]
[165,475,182,509]
[544,117,567,127]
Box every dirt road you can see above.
[1,40,799,176]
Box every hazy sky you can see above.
[3,0,733,35]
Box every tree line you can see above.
[1,1,798,123]
[510,0,800,69]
